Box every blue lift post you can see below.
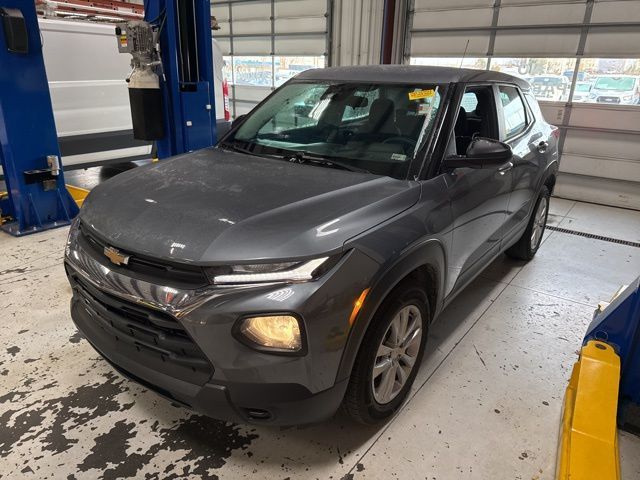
[584,276,640,432]
[115,0,217,157]
[0,2,79,236]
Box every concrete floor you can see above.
[1,191,640,479]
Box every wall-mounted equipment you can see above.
[116,0,217,159]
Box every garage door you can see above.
[404,0,640,210]
[212,0,331,118]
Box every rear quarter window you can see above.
[523,92,543,122]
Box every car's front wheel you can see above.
[506,185,550,261]
[342,282,429,424]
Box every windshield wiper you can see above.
[219,141,255,155]
[286,151,370,174]
[219,141,288,161]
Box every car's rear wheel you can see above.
[342,282,429,424]
[506,185,550,261]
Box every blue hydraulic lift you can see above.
[557,276,640,479]
[0,0,217,236]
[117,0,217,158]
[584,277,640,432]
[0,1,79,236]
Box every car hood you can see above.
[79,147,420,264]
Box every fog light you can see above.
[240,315,302,352]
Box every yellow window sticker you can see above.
[408,89,435,101]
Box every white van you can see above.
[588,75,640,105]
[39,18,226,170]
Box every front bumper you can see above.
[65,222,378,425]
[71,295,348,424]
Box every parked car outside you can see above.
[572,81,593,102]
[530,75,570,101]
[65,66,559,426]
[588,75,640,105]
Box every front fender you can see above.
[335,238,446,382]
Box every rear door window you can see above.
[498,86,528,139]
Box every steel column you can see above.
[0,1,79,236]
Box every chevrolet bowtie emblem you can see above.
[104,246,130,266]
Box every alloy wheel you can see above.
[530,196,548,250]
[371,305,423,405]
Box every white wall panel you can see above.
[500,0,582,4]
[232,1,271,21]
[493,29,582,55]
[411,32,490,56]
[275,35,326,54]
[231,19,271,35]
[230,36,271,54]
[563,130,640,162]
[413,0,493,9]
[275,17,326,34]
[332,0,384,65]
[234,102,259,116]
[412,8,493,29]
[591,1,640,22]
[569,105,640,133]
[553,174,640,210]
[216,37,232,55]
[232,85,272,102]
[498,4,585,25]
[213,4,229,22]
[215,20,231,36]
[559,154,640,182]
[275,0,326,17]
[583,26,640,56]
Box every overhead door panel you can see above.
[412,8,494,29]
[493,29,582,56]
[410,32,490,57]
[498,4,585,25]
[583,26,640,57]
[591,1,640,22]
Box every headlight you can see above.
[623,95,632,101]
[237,315,303,352]
[206,256,332,285]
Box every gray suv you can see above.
[65,66,558,425]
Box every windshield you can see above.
[594,77,637,91]
[223,81,445,179]
[575,83,591,92]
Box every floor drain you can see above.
[547,225,640,248]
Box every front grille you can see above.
[598,96,621,104]
[78,222,209,288]
[69,270,214,386]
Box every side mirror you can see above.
[466,137,512,162]
[443,137,512,169]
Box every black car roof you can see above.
[296,65,531,91]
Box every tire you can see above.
[505,185,550,261]
[342,282,429,424]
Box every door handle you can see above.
[497,161,513,175]
[537,141,549,153]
